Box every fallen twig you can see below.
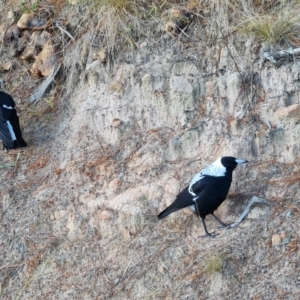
[230,196,270,228]
[262,47,300,64]
[28,64,61,103]
[55,25,75,41]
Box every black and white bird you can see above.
[0,80,27,150]
[157,157,248,237]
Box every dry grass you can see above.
[239,14,300,44]
[232,0,300,45]
[84,0,134,13]
[1,116,300,299]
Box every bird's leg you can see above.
[211,213,230,228]
[2,142,8,151]
[201,219,218,238]
[194,201,217,237]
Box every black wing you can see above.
[0,108,14,149]
[157,186,194,220]
[0,97,27,148]
[193,175,233,218]
[6,109,27,147]
[0,91,27,148]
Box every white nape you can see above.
[188,158,226,196]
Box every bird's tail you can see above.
[157,205,182,220]
[157,186,194,220]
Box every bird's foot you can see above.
[217,223,232,229]
[200,231,219,238]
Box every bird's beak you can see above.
[235,159,248,164]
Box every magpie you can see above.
[0,80,27,150]
[157,157,248,237]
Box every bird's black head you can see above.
[221,156,248,170]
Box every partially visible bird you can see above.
[0,80,27,150]
[157,156,248,237]
[163,8,195,36]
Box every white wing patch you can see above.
[189,174,204,197]
[3,105,14,109]
[188,158,226,197]
[6,121,16,140]
[189,204,195,211]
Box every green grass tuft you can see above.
[84,0,135,13]
[239,14,300,44]
[204,254,223,274]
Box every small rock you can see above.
[17,13,48,30]
[89,72,99,88]
[280,232,286,239]
[275,104,300,123]
[69,0,81,4]
[17,13,34,29]
[0,61,13,71]
[4,24,20,43]
[66,213,76,233]
[122,228,131,241]
[139,42,148,49]
[7,11,15,22]
[86,60,100,72]
[30,41,58,77]
[0,24,5,40]
[54,168,62,176]
[142,74,152,83]
[108,178,121,192]
[163,8,194,36]
[109,81,123,92]
[170,76,193,93]
[93,49,107,63]
[272,233,282,246]
[285,210,292,217]
[20,44,36,60]
[54,210,67,220]
[209,273,223,296]
[162,33,172,40]
[158,265,165,274]
[8,40,19,57]
[111,118,122,128]
[16,35,29,56]
[98,210,114,221]
[165,20,177,35]
[165,178,180,195]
